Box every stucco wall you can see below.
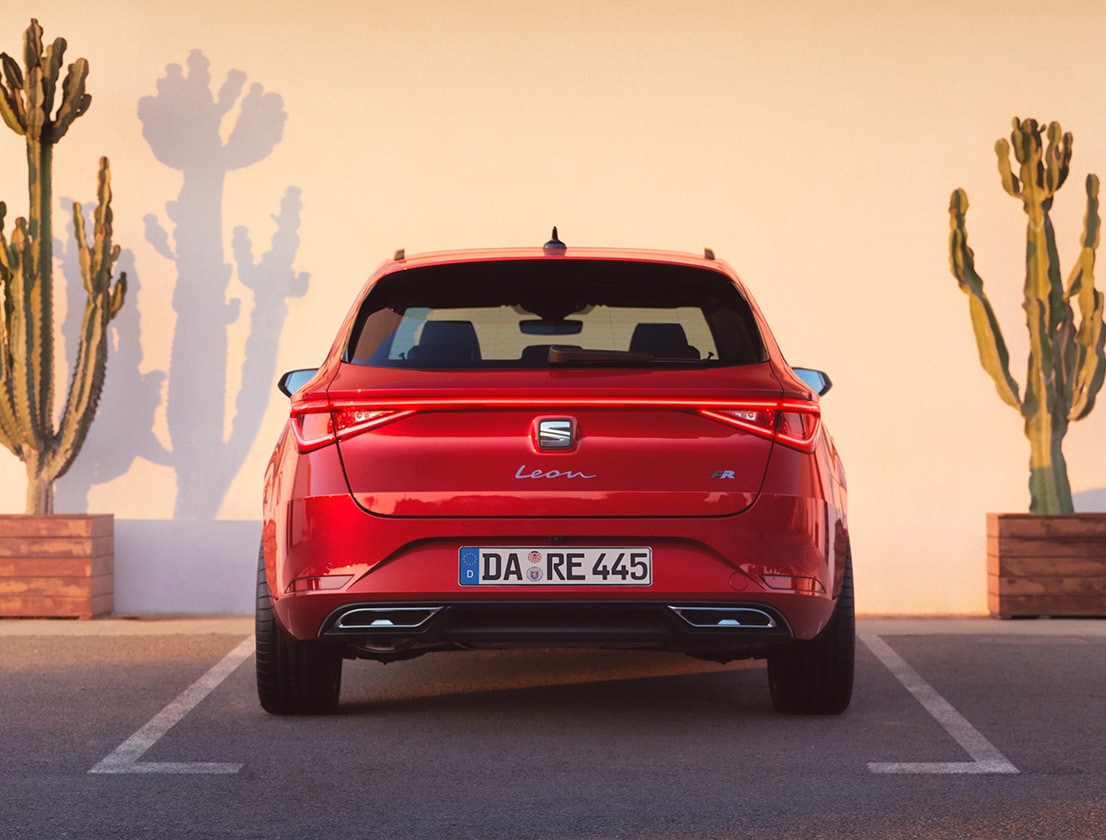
[1,1,1104,614]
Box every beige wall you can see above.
[2,1,1105,613]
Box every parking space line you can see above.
[860,634,1019,775]
[89,636,254,775]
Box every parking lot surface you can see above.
[2,616,1105,839]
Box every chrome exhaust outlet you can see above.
[668,606,778,629]
[334,606,443,630]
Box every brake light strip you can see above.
[289,396,821,453]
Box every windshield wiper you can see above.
[547,346,655,366]
[546,346,709,366]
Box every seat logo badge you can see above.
[535,417,575,450]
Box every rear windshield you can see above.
[345,259,766,369]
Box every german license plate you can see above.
[459,547,652,586]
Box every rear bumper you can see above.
[265,484,844,646]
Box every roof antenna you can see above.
[543,226,567,254]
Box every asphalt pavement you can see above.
[3,615,1106,839]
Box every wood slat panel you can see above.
[988,574,1106,597]
[989,535,1106,560]
[0,554,114,578]
[0,573,114,598]
[987,593,1106,618]
[988,553,1106,577]
[0,595,98,619]
[0,536,113,560]
[988,513,1106,539]
[0,514,113,539]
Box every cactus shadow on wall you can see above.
[58,50,308,518]
[1074,488,1106,513]
[124,49,308,519]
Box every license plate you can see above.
[459,547,652,586]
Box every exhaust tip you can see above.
[669,606,777,629]
[334,606,443,631]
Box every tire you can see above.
[255,544,343,715]
[767,546,855,715]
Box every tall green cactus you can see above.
[0,19,126,514]
[949,117,1106,514]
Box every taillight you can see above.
[289,400,414,452]
[700,400,821,452]
[774,405,821,451]
[288,399,332,451]
[332,407,414,438]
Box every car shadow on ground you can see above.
[335,649,776,719]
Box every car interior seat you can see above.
[407,320,482,365]
[628,323,700,360]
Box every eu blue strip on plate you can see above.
[459,547,480,586]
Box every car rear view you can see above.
[258,233,853,716]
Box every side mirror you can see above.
[277,369,318,398]
[793,367,832,396]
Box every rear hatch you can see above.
[327,365,786,518]
[297,255,818,519]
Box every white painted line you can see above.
[89,636,254,775]
[860,634,1018,775]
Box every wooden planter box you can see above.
[988,513,1106,618]
[0,514,114,619]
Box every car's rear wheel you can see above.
[766,546,854,714]
[255,544,343,715]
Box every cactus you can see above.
[0,20,126,514]
[949,117,1106,514]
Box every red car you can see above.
[258,231,853,715]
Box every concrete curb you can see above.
[858,616,1106,636]
[0,616,253,636]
